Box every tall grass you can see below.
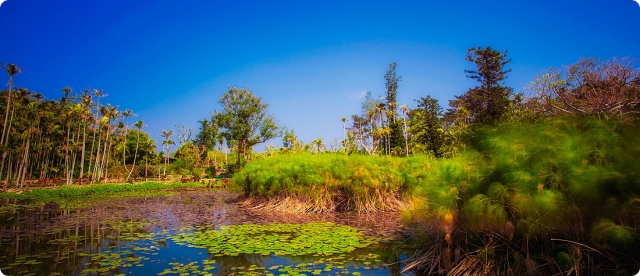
[408,117,640,275]
[235,117,640,274]
[233,154,413,212]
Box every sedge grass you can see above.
[234,117,640,274]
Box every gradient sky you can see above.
[1,0,639,152]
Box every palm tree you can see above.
[127,120,144,183]
[340,116,348,142]
[78,89,92,184]
[1,63,22,186]
[1,63,22,145]
[400,105,410,156]
[121,109,134,176]
[311,138,325,154]
[160,130,175,177]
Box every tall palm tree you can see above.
[1,63,22,145]
[340,116,348,142]
[1,64,22,186]
[400,105,410,156]
[121,109,134,175]
[127,120,144,183]
[160,130,174,177]
[78,89,92,184]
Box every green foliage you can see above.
[173,141,202,175]
[194,118,220,152]
[240,117,640,274]
[0,182,205,207]
[449,46,514,125]
[119,129,156,165]
[212,86,281,167]
[409,96,446,157]
[234,154,407,211]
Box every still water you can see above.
[0,191,417,276]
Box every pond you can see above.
[0,191,420,276]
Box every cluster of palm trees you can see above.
[0,63,151,188]
[346,92,411,156]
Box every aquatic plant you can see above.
[172,222,378,257]
[233,154,422,212]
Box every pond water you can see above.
[0,191,420,276]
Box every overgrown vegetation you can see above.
[3,47,640,274]
[236,117,640,274]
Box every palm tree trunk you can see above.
[163,145,168,176]
[127,131,140,182]
[403,116,408,156]
[79,119,87,184]
[1,76,12,145]
[19,137,30,188]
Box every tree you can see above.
[340,116,348,141]
[400,105,410,156]
[349,91,382,155]
[212,86,280,169]
[1,63,22,145]
[526,57,640,122]
[282,129,303,152]
[384,62,405,154]
[194,119,219,152]
[449,46,514,125]
[175,123,193,146]
[173,141,200,176]
[121,109,134,178]
[311,137,325,154]
[160,130,175,176]
[409,96,446,157]
[0,63,22,185]
[127,120,145,182]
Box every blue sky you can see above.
[1,0,639,152]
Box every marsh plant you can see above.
[407,118,640,275]
[235,117,640,275]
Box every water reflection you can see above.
[0,191,415,276]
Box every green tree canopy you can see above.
[409,96,446,157]
[449,46,514,125]
[212,86,280,168]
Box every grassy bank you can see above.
[233,118,640,274]
[0,181,207,208]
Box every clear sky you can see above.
[1,0,639,152]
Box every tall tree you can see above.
[194,119,219,152]
[0,63,22,185]
[400,105,410,156]
[340,116,348,141]
[160,130,174,176]
[212,86,280,168]
[383,62,404,154]
[450,46,513,125]
[409,96,446,157]
[127,120,145,182]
